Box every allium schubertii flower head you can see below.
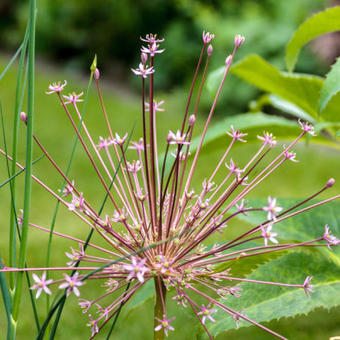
[2,31,340,340]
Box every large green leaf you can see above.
[235,55,322,119]
[250,94,316,123]
[206,252,340,337]
[190,112,299,154]
[286,6,340,72]
[123,279,154,317]
[209,54,340,124]
[319,57,340,114]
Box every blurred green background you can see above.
[1,0,340,339]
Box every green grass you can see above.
[1,54,340,339]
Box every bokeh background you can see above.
[1,0,340,339]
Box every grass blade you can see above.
[0,254,12,332]
[10,0,37,338]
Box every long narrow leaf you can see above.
[11,1,37,337]
[0,254,12,331]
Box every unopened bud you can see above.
[94,68,100,80]
[207,44,213,56]
[20,111,27,124]
[141,52,148,64]
[234,34,245,47]
[326,178,335,188]
[188,114,196,126]
[90,54,97,73]
[167,132,173,143]
[225,55,232,66]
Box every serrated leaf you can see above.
[124,279,154,317]
[319,57,340,114]
[286,6,340,72]
[206,252,340,337]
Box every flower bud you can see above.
[188,114,196,126]
[234,34,245,47]
[94,68,100,80]
[20,111,27,124]
[326,178,335,188]
[207,44,213,56]
[141,52,148,64]
[167,132,173,144]
[225,55,232,66]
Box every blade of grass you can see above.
[0,155,45,189]
[1,102,41,333]
[106,282,131,339]
[0,254,12,333]
[9,27,30,289]
[0,43,24,82]
[10,0,37,338]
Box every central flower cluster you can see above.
[4,31,338,340]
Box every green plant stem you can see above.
[9,24,29,290]
[9,0,36,338]
[154,277,166,340]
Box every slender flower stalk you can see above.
[1,32,339,340]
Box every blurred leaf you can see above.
[250,94,316,123]
[319,57,340,114]
[233,55,322,119]
[206,252,340,337]
[191,112,299,154]
[208,54,340,124]
[285,6,340,72]
[124,279,154,317]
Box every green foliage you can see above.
[286,6,340,72]
[319,57,340,114]
[124,280,154,317]
[202,199,340,337]
[191,112,298,155]
[206,252,340,337]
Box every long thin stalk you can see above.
[10,0,36,338]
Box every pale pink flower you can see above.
[168,130,190,145]
[30,272,53,299]
[227,125,247,142]
[261,224,279,246]
[58,272,84,297]
[154,316,175,336]
[257,132,277,147]
[323,225,340,250]
[262,196,283,220]
[131,63,155,78]
[303,276,313,298]
[63,92,83,105]
[141,42,165,57]
[202,31,215,43]
[123,257,149,283]
[198,304,217,324]
[46,80,67,94]
[145,100,165,112]
[112,132,128,146]
[299,119,316,136]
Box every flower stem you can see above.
[154,277,166,340]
